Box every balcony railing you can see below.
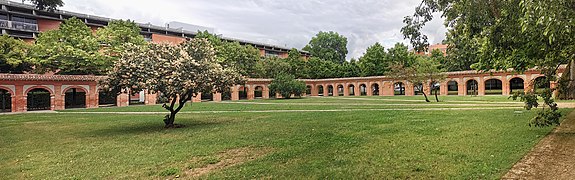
[0,20,38,31]
[11,21,38,31]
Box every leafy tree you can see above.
[0,35,32,73]
[286,48,307,78]
[196,31,260,77]
[24,0,64,11]
[303,31,348,64]
[104,39,243,128]
[96,19,147,69]
[31,17,105,75]
[402,0,574,126]
[388,56,445,102]
[338,59,361,78]
[387,43,416,67]
[268,73,307,99]
[304,57,338,79]
[358,42,388,76]
[256,56,290,78]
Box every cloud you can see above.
[60,0,446,59]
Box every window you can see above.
[11,16,37,24]
[0,14,8,20]
[265,50,281,57]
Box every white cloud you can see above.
[59,0,447,59]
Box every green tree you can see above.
[0,35,32,73]
[257,56,290,78]
[104,39,243,128]
[387,43,416,67]
[25,0,64,11]
[388,56,445,102]
[402,0,573,126]
[196,31,260,77]
[304,57,338,79]
[268,73,307,99]
[358,42,388,76]
[31,17,105,75]
[286,48,307,78]
[303,31,348,64]
[96,19,147,68]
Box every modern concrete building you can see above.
[0,0,310,58]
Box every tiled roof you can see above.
[0,74,105,81]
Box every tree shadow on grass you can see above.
[84,119,231,137]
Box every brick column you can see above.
[231,86,239,101]
[459,79,466,96]
[116,91,129,107]
[88,84,99,108]
[501,76,510,96]
[354,83,360,96]
[405,82,415,96]
[247,86,255,100]
[262,86,270,99]
[15,85,25,112]
[367,83,373,96]
[323,85,329,97]
[213,92,222,102]
[423,81,432,96]
[478,77,486,96]
[343,84,349,96]
[440,81,448,96]
[53,85,64,110]
[192,93,202,102]
[144,90,158,105]
[380,82,387,96]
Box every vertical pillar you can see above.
[343,84,349,96]
[88,84,99,108]
[144,90,158,105]
[192,93,202,103]
[524,78,533,93]
[15,85,25,112]
[405,82,415,96]
[213,92,222,102]
[440,81,448,96]
[478,77,486,96]
[458,79,465,96]
[423,81,432,96]
[247,86,255,100]
[354,83,360,97]
[501,76,510,96]
[116,91,129,107]
[53,85,64,110]
[367,83,373,96]
[333,85,339,96]
[323,85,329,97]
[262,86,270,99]
[311,84,319,96]
[231,86,239,101]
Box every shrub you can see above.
[269,74,306,99]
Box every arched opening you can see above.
[239,86,248,100]
[348,84,355,96]
[317,85,324,96]
[394,82,405,95]
[327,85,334,96]
[98,89,117,107]
[65,88,86,109]
[254,86,264,99]
[447,81,458,95]
[509,77,525,93]
[201,91,214,101]
[534,76,551,93]
[466,80,478,96]
[485,79,503,95]
[360,84,367,96]
[129,90,145,105]
[27,88,51,111]
[306,85,312,96]
[0,89,11,112]
[372,83,380,96]
[222,90,232,101]
[431,81,440,96]
[414,83,423,95]
[337,85,344,96]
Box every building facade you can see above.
[0,0,310,58]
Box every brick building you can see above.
[0,0,310,58]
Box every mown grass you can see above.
[0,96,571,179]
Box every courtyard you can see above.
[1,96,571,179]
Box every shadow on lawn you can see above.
[86,119,230,137]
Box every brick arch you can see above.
[25,86,54,95]
[62,85,89,94]
[0,86,15,96]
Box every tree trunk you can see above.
[434,88,439,102]
[164,111,176,128]
[567,59,575,99]
[421,85,430,102]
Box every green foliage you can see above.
[105,38,244,127]
[286,48,307,78]
[25,0,64,11]
[403,0,575,126]
[268,74,306,99]
[196,31,261,77]
[158,168,179,177]
[0,35,32,73]
[96,19,146,67]
[358,43,388,76]
[388,55,446,102]
[256,56,291,78]
[31,17,105,75]
[304,57,338,79]
[303,31,348,64]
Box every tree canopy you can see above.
[0,35,32,73]
[96,19,147,68]
[303,31,348,64]
[104,39,243,128]
[25,0,64,11]
[195,31,261,77]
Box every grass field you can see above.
[0,96,571,179]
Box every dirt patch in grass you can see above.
[503,111,575,179]
[184,147,272,178]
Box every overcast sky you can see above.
[57,0,446,59]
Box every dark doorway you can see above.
[27,88,51,111]
[65,88,86,109]
[0,89,11,112]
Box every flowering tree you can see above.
[104,39,244,128]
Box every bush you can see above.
[269,74,306,99]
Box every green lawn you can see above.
[0,96,570,179]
